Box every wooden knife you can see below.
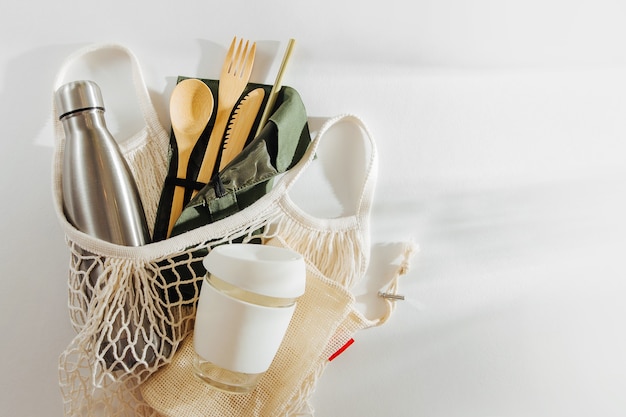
[219,87,265,170]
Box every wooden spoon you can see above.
[167,78,214,237]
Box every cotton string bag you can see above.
[139,113,417,416]
[53,42,313,416]
[52,43,416,417]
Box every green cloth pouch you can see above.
[152,78,310,241]
[171,84,310,235]
[153,78,311,302]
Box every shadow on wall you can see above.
[2,44,85,149]
[0,44,87,261]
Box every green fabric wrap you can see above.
[171,85,310,236]
[152,77,310,241]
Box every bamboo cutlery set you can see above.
[160,37,295,239]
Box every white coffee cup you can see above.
[193,243,306,393]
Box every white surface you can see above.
[2,1,626,416]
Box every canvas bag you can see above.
[139,113,417,416]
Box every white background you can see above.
[1,1,626,416]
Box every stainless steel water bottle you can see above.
[55,80,150,246]
[55,80,154,369]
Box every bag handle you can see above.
[286,116,416,329]
[52,43,166,146]
[280,114,378,221]
[174,114,377,251]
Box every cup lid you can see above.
[55,80,104,119]
[203,244,306,298]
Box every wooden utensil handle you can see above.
[195,107,229,193]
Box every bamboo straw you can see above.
[255,38,296,136]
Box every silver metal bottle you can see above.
[56,80,155,370]
[56,80,150,245]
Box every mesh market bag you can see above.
[52,43,416,417]
[52,43,308,415]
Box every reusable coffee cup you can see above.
[193,243,306,393]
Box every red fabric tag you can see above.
[328,338,355,361]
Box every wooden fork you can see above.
[195,37,256,190]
